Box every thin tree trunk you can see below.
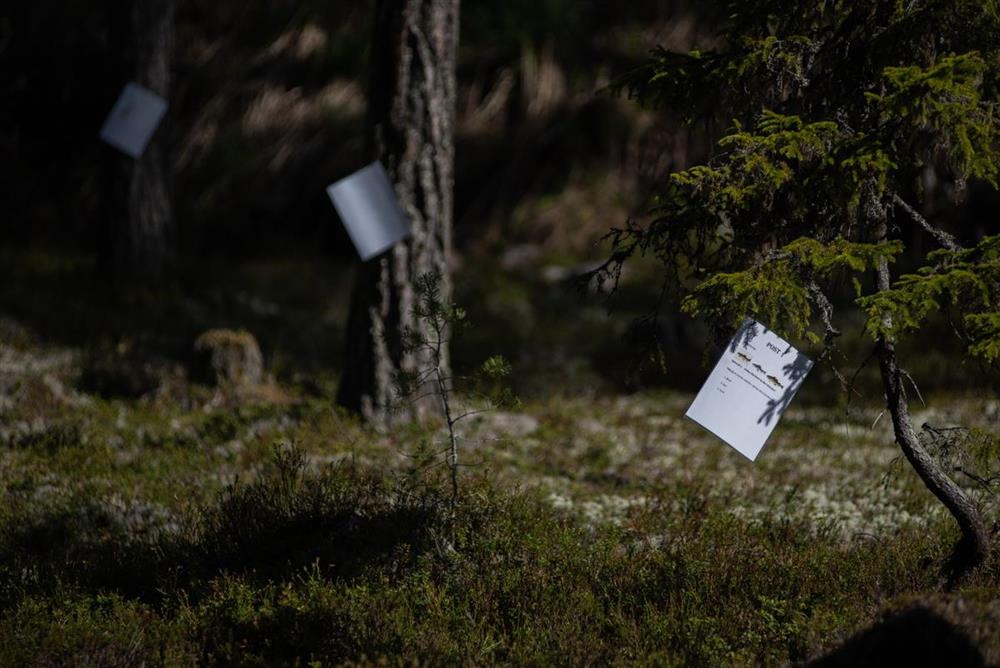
[875,257,990,574]
[104,0,175,283]
[337,0,459,424]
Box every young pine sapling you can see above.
[393,270,516,510]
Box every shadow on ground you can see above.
[810,606,986,668]
[0,448,443,608]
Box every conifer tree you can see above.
[598,1,1000,573]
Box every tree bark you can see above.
[875,257,990,574]
[337,0,460,424]
[104,0,175,283]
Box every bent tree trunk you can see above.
[875,258,990,573]
[337,0,459,424]
[104,0,175,283]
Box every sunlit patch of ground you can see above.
[2,334,995,542]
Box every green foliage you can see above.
[681,237,903,343]
[681,261,813,341]
[967,313,1000,363]
[670,112,842,214]
[859,234,1000,361]
[480,354,511,380]
[601,0,1000,352]
[868,54,999,187]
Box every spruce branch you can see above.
[892,194,961,252]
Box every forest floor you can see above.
[1,311,999,666]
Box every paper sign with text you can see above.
[685,318,813,461]
[99,83,168,159]
[327,162,411,261]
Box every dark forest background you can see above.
[1,0,997,395]
[2,1,701,255]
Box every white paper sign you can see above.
[327,162,411,261]
[99,83,168,159]
[685,317,813,461]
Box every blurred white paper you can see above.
[685,317,813,461]
[99,83,168,159]
[327,162,411,261]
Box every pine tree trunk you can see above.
[875,257,990,574]
[104,0,175,283]
[337,0,459,424]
